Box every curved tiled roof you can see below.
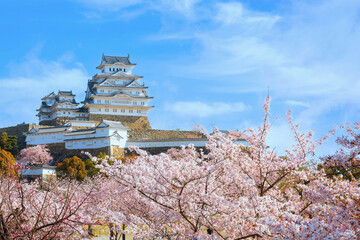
[101,54,134,65]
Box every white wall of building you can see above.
[65,138,111,149]
[21,168,56,177]
[88,107,147,116]
[26,132,66,145]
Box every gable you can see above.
[111,131,123,140]
[98,79,115,87]
[126,80,143,88]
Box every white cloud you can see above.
[165,101,247,117]
[155,0,360,124]
[75,0,142,11]
[76,0,202,19]
[0,49,89,127]
[215,1,243,25]
[285,100,309,108]
[154,0,202,18]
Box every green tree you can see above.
[4,135,18,156]
[0,132,8,148]
[85,159,100,178]
[56,156,87,181]
[0,133,19,156]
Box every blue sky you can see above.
[1,0,360,154]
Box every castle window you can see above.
[63,112,65,114]
[129,110,133,113]
[133,101,137,105]
[113,109,117,112]
[137,110,141,113]
[113,68,115,71]
[121,109,125,113]
[124,69,126,72]
[141,102,145,105]
[105,109,109,112]
[100,90,104,93]
[136,91,139,94]
[109,68,111,71]
[97,100,101,103]
[98,108,101,112]
[105,100,109,103]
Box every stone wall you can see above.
[28,143,111,163]
[128,129,204,140]
[0,124,51,150]
[111,146,125,158]
[88,114,151,129]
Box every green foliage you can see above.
[85,159,100,178]
[0,132,8,148]
[56,156,87,181]
[0,132,19,156]
[318,161,360,181]
[4,136,18,156]
[85,153,107,178]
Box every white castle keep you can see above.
[37,54,153,126]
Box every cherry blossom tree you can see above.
[0,173,106,239]
[320,122,360,180]
[19,145,53,166]
[92,96,360,239]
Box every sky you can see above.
[0,0,360,155]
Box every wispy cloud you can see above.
[152,0,360,124]
[165,101,247,118]
[75,0,203,20]
[74,0,142,11]
[0,48,89,127]
[285,100,310,108]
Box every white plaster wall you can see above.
[65,138,110,149]
[59,96,74,102]
[95,128,110,138]
[109,129,128,148]
[21,168,56,176]
[26,132,65,145]
[88,107,147,116]
[110,136,126,148]
[103,66,131,74]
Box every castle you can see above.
[36,54,153,129]
[21,54,217,160]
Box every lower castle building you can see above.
[24,120,209,160]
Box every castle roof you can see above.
[97,120,130,130]
[57,90,75,97]
[26,126,70,135]
[97,54,136,69]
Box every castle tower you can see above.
[37,90,86,126]
[83,54,154,129]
